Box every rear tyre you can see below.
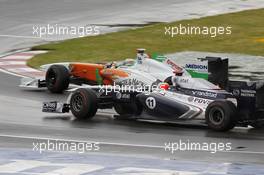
[164,76,172,85]
[205,100,236,131]
[225,101,237,130]
[70,88,98,120]
[46,65,70,93]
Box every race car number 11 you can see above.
[146,97,156,109]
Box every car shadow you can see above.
[42,113,264,140]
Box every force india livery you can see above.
[20,49,208,93]
[41,50,264,131]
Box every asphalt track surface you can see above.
[0,0,264,174]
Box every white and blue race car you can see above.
[42,56,264,131]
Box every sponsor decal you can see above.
[240,89,256,97]
[187,96,211,105]
[232,89,256,97]
[146,97,156,109]
[137,53,148,64]
[111,75,119,80]
[232,89,240,96]
[42,102,57,112]
[137,57,142,64]
[185,64,208,70]
[118,78,146,86]
[166,59,183,71]
[179,78,189,83]
[193,97,211,105]
[191,90,217,98]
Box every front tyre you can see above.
[70,88,98,120]
[46,65,70,93]
[205,100,236,131]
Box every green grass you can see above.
[28,8,264,68]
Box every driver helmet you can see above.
[110,61,117,68]
[136,48,149,64]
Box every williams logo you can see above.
[232,89,240,96]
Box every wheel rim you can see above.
[209,107,225,125]
[47,69,56,87]
[72,93,84,112]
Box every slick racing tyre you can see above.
[205,100,237,131]
[70,88,98,120]
[46,65,70,93]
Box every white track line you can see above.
[0,159,103,175]
[0,160,51,173]
[0,34,42,40]
[0,134,264,155]
[0,134,163,149]
[0,34,61,41]
[1,55,32,60]
[0,48,30,58]
[0,67,27,78]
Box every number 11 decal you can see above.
[146,97,156,109]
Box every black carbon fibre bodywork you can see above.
[227,80,264,121]
[137,93,190,119]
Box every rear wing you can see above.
[227,80,264,120]
[197,56,228,89]
[198,56,264,107]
